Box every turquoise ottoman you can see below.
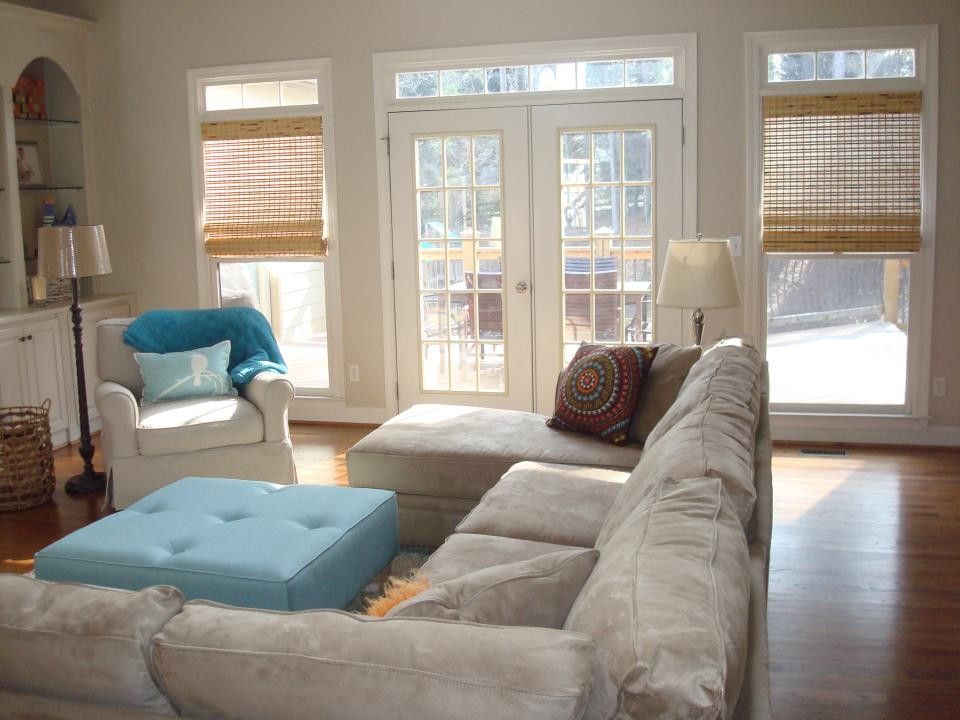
[34,477,398,611]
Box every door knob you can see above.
[515,281,529,294]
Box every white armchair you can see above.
[94,317,297,508]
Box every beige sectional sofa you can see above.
[0,340,771,720]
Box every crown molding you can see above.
[0,1,95,35]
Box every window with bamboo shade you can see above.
[201,116,327,258]
[761,91,921,253]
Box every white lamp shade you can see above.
[37,225,111,279]
[657,238,740,309]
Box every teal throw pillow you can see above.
[134,340,237,405]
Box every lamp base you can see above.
[65,470,106,495]
[692,308,705,346]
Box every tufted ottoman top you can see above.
[35,477,398,611]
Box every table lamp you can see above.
[37,225,112,494]
[657,235,740,345]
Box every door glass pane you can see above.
[766,257,909,406]
[416,133,507,393]
[218,261,329,393]
[559,126,656,353]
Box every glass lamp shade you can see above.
[656,238,740,309]
[37,225,111,279]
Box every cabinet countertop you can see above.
[0,293,136,325]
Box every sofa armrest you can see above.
[240,373,294,442]
[94,382,139,459]
[456,461,629,548]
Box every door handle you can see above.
[515,281,529,294]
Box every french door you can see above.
[389,100,683,412]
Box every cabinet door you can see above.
[0,326,31,407]
[79,300,133,423]
[23,317,70,436]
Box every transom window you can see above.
[767,48,915,83]
[397,56,674,99]
[204,78,319,111]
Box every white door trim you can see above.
[373,34,698,417]
[530,100,685,412]
[389,107,533,410]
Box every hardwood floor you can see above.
[1,428,958,718]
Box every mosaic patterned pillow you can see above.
[547,344,658,445]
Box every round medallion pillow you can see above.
[546,343,658,445]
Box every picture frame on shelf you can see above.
[16,142,44,187]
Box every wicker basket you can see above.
[0,401,56,511]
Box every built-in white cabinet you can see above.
[0,294,136,448]
[0,316,69,437]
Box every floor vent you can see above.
[799,448,848,457]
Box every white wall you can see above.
[15,0,960,424]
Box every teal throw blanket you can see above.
[124,307,287,385]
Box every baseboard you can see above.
[773,420,960,447]
[289,396,392,425]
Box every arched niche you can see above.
[14,57,81,122]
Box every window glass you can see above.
[767,258,909,406]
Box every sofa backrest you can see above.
[0,575,183,715]
[97,317,144,395]
[151,600,601,720]
[596,340,764,547]
[564,475,751,719]
[565,340,766,718]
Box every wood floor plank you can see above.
[1,430,959,718]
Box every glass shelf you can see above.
[14,117,80,126]
[19,186,84,191]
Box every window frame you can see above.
[187,58,344,402]
[744,25,939,439]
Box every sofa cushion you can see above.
[151,601,600,720]
[564,475,751,720]
[596,393,758,546]
[137,396,263,456]
[547,343,658,445]
[629,342,702,445]
[456,461,627,548]
[134,340,236,404]
[645,339,762,450]
[0,575,182,715]
[388,549,598,628]
[421,532,581,584]
[347,404,642,502]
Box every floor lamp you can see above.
[37,225,112,494]
[657,236,740,346]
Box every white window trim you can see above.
[373,34,698,415]
[185,58,345,404]
[744,25,939,439]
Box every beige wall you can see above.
[15,0,960,424]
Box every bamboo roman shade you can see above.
[762,92,921,253]
[201,116,327,258]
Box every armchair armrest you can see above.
[94,381,139,459]
[241,372,294,442]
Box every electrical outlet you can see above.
[348,364,360,383]
[728,235,742,257]
[933,376,947,398]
